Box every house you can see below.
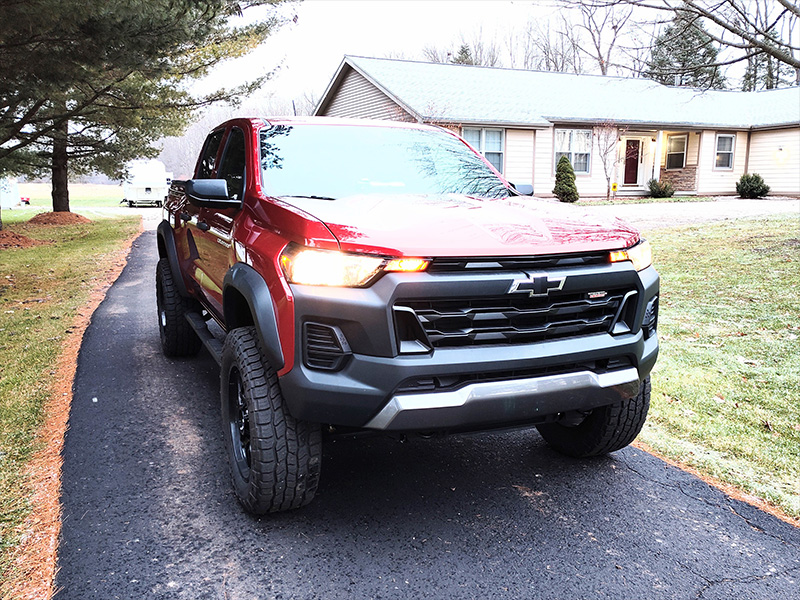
[315,56,800,198]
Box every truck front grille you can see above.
[395,289,630,348]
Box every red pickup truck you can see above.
[156,117,659,514]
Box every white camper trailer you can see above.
[122,160,171,207]
[0,178,21,209]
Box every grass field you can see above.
[0,210,140,580]
[641,216,800,518]
[17,183,124,208]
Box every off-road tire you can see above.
[221,326,321,514]
[536,377,651,457]
[155,258,201,357]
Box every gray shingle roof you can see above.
[341,56,800,130]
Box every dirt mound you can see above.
[27,212,92,226]
[0,230,48,250]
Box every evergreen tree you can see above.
[553,156,579,203]
[741,27,796,90]
[451,44,476,65]
[645,9,726,89]
[0,0,285,216]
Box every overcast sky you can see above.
[205,0,559,108]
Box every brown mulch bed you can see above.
[0,230,48,250]
[27,212,92,226]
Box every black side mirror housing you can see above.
[183,179,242,209]
[511,183,534,196]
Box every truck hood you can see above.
[280,194,640,257]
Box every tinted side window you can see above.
[197,130,225,179]
[217,127,246,200]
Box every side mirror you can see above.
[511,183,534,196]
[183,179,242,209]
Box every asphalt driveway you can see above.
[54,226,800,599]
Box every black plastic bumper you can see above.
[278,264,659,432]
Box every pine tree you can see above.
[553,156,579,203]
[645,9,726,89]
[0,0,285,216]
[451,44,475,65]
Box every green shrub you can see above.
[647,178,675,198]
[553,156,579,203]
[736,173,770,198]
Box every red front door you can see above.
[624,140,640,185]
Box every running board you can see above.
[185,312,223,366]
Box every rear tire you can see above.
[536,377,651,457]
[221,327,321,514]
[155,258,201,357]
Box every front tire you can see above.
[221,327,321,514]
[155,258,201,357]
[536,377,651,457]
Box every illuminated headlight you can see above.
[609,240,653,271]
[280,245,430,287]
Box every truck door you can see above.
[186,127,246,319]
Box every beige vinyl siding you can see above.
[747,128,800,195]
[319,68,415,121]
[504,129,534,186]
[696,130,748,194]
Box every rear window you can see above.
[259,124,510,200]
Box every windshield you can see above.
[259,123,510,200]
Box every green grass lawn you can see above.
[18,182,124,208]
[642,216,800,518]
[0,210,140,579]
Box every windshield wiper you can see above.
[281,195,337,201]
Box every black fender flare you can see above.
[156,220,189,298]
[223,263,285,371]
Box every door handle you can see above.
[197,221,210,232]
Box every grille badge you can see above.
[508,273,566,297]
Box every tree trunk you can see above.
[0,207,4,231]
[51,120,70,212]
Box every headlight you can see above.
[280,246,431,287]
[609,240,652,271]
[280,246,385,287]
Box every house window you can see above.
[666,134,687,170]
[463,128,504,173]
[554,129,592,174]
[715,134,735,169]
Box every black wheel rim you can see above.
[227,367,251,480]
[156,277,167,342]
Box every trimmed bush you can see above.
[553,156,579,203]
[647,178,675,198]
[736,173,770,199]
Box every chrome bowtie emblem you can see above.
[508,273,566,297]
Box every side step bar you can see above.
[185,312,224,366]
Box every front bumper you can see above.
[278,263,659,432]
[364,367,641,431]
